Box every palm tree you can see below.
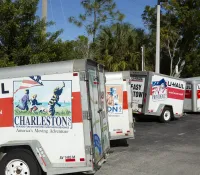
[93,22,149,72]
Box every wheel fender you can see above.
[0,140,51,173]
[155,104,167,116]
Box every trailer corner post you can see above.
[192,83,197,112]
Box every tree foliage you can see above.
[142,0,200,77]
[58,35,90,60]
[0,0,63,67]
[93,23,153,71]
[1,0,200,79]
[69,0,125,42]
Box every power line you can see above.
[59,0,67,23]
[49,0,56,30]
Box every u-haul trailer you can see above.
[131,71,186,123]
[105,72,134,141]
[0,59,110,175]
[184,77,200,112]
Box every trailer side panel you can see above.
[148,75,185,117]
[0,73,87,167]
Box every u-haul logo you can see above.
[152,79,168,101]
[168,81,184,89]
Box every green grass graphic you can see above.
[14,107,71,116]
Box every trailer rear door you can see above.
[87,66,109,164]
[98,71,110,153]
[131,76,146,113]
[105,72,134,140]
[197,84,200,111]
[184,83,192,111]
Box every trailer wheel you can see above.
[0,149,42,175]
[159,107,172,123]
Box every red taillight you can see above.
[73,73,78,76]
[197,90,200,99]
[80,158,85,162]
[65,158,75,162]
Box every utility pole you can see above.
[155,0,161,73]
[42,0,47,33]
[141,46,145,71]
[155,0,168,73]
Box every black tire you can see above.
[159,107,172,123]
[0,149,42,175]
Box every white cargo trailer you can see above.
[183,77,200,112]
[0,59,110,175]
[131,71,186,122]
[105,72,134,140]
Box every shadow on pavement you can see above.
[133,114,159,123]
[185,112,200,115]
[110,139,129,148]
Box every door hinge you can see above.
[128,78,131,85]
[85,146,93,155]
[80,71,88,81]
[94,76,99,83]
[129,122,134,128]
[90,147,94,155]
[108,132,111,139]
[129,102,132,108]
[83,110,92,120]
[97,64,100,71]
[97,109,103,114]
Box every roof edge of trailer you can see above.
[74,59,104,72]
[184,77,200,80]
[105,71,131,80]
[0,59,103,79]
[184,77,200,83]
[130,71,186,81]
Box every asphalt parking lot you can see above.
[95,114,200,175]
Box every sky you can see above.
[36,0,157,41]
